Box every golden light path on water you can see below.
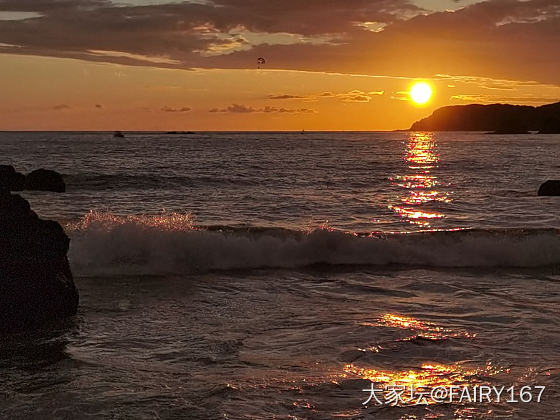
[243,313,497,413]
[344,362,499,389]
[343,313,502,408]
[221,312,515,417]
[343,361,504,406]
[376,313,476,340]
[389,132,452,227]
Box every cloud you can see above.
[267,89,384,103]
[441,74,560,104]
[88,49,180,65]
[210,104,255,113]
[336,89,384,102]
[0,11,42,20]
[0,0,422,67]
[267,94,305,100]
[209,104,315,113]
[343,94,371,103]
[391,91,412,101]
[450,94,560,104]
[435,74,555,90]
[95,104,102,108]
[198,0,560,84]
[161,106,192,112]
[52,104,70,110]
[0,0,559,84]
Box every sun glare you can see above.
[410,82,433,105]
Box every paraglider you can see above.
[257,57,266,69]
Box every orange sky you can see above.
[0,0,559,130]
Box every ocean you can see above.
[1,131,559,419]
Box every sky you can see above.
[0,0,559,130]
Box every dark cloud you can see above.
[200,0,560,84]
[209,104,315,113]
[0,0,111,12]
[161,106,192,112]
[95,104,103,108]
[0,0,422,66]
[0,0,559,83]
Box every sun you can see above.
[410,82,433,105]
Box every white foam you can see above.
[67,212,560,276]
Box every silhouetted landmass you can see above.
[0,188,78,331]
[410,101,560,133]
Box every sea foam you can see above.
[67,211,560,276]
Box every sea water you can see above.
[1,131,559,419]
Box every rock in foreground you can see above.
[538,180,560,196]
[0,189,78,331]
[0,165,25,191]
[25,169,66,192]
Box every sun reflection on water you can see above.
[343,360,504,406]
[406,134,439,169]
[344,313,492,406]
[361,313,476,341]
[381,313,433,330]
[389,132,452,227]
[223,312,511,415]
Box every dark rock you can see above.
[25,169,66,192]
[0,190,78,331]
[166,131,195,134]
[0,165,25,191]
[538,180,560,196]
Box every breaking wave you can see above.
[66,211,560,276]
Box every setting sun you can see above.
[410,82,433,104]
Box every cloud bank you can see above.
[0,0,559,83]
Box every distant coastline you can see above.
[409,101,560,133]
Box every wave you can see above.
[66,211,560,276]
